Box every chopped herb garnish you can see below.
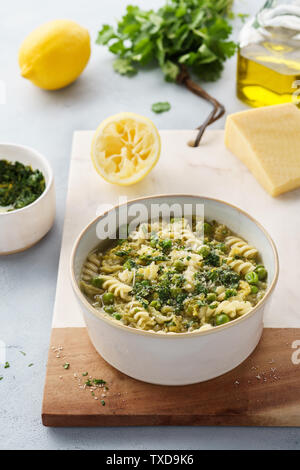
[28,363,34,367]
[19,351,26,356]
[93,379,106,385]
[63,363,70,369]
[115,249,131,257]
[82,372,88,376]
[123,259,138,271]
[101,400,106,406]
[203,252,220,267]
[4,362,10,369]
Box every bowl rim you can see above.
[70,194,279,339]
[0,142,54,216]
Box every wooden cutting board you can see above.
[42,130,300,427]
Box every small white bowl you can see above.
[0,143,55,255]
[70,195,278,385]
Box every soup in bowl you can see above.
[70,195,278,385]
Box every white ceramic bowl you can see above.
[70,195,278,385]
[0,143,55,255]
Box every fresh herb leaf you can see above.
[96,0,236,82]
[113,58,137,76]
[151,102,171,114]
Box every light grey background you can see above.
[1,0,299,450]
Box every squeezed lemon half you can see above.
[91,113,161,186]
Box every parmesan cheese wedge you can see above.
[225,103,300,197]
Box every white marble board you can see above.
[53,130,300,329]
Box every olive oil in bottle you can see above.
[236,1,300,107]
[237,44,300,108]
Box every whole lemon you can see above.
[19,19,91,90]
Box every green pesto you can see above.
[0,160,46,211]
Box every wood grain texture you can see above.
[42,327,300,427]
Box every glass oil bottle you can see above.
[236,1,300,107]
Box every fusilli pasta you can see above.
[80,218,267,333]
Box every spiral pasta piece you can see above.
[225,236,258,259]
[81,253,101,281]
[80,217,267,333]
[227,257,255,275]
[99,275,132,301]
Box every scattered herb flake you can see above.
[63,363,70,369]
[151,102,171,114]
[82,372,88,376]
[4,362,10,369]
[101,400,106,406]
[28,363,34,367]
[93,379,106,385]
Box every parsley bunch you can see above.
[96,0,236,82]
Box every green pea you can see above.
[203,222,212,236]
[150,300,161,310]
[104,305,115,315]
[250,285,258,294]
[170,287,182,298]
[209,302,218,309]
[207,293,217,303]
[255,266,267,281]
[225,289,237,299]
[198,246,210,258]
[91,277,104,288]
[215,313,230,325]
[245,271,259,285]
[174,260,185,272]
[114,314,122,320]
[102,292,114,305]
